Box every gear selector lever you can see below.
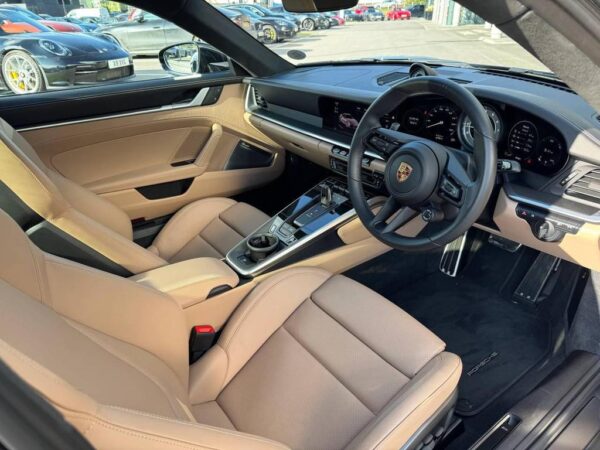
[320,184,332,207]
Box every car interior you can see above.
[0,0,599,449]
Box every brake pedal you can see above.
[439,231,468,277]
[513,253,561,303]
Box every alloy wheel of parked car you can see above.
[1,50,45,95]
[302,18,315,31]
[262,24,278,44]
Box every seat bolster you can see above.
[346,352,462,450]
[52,173,133,240]
[0,339,289,450]
[43,253,191,389]
[150,198,238,261]
[53,208,167,274]
[188,268,332,403]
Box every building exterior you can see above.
[431,0,484,26]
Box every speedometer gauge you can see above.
[459,105,503,150]
[424,104,460,146]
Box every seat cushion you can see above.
[188,268,462,450]
[149,198,269,262]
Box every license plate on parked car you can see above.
[108,57,130,69]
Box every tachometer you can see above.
[424,104,460,146]
[507,120,538,164]
[536,136,566,174]
[459,105,503,150]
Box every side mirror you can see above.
[136,14,145,23]
[159,42,232,76]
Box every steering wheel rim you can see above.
[348,76,497,251]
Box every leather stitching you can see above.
[311,298,412,379]
[65,318,189,420]
[280,326,377,416]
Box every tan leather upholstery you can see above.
[0,118,267,273]
[0,208,461,449]
[148,197,269,261]
[131,258,240,308]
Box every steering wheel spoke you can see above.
[439,150,475,206]
[370,197,419,234]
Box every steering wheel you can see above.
[348,77,497,252]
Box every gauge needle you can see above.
[426,121,444,128]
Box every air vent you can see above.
[377,72,407,85]
[253,87,268,109]
[477,70,575,94]
[566,169,600,205]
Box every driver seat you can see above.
[0,208,461,449]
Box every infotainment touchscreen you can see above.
[321,98,369,135]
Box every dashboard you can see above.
[320,95,568,176]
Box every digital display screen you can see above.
[322,98,368,135]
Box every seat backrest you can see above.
[0,118,166,275]
[0,208,288,450]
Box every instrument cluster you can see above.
[379,96,568,176]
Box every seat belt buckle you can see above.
[189,325,216,364]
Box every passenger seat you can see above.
[0,118,268,275]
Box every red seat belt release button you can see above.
[189,325,216,363]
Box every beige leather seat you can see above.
[0,118,269,274]
[0,208,461,450]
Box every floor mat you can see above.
[345,244,551,416]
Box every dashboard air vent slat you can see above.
[566,169,600,204]
[253,88,268,109]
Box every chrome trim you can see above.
[506,191,600,224]
[226,207,358,277]
[17,87,210,132]
[245,85,384,161]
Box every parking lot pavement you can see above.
[268,19,548,70]
[0,20,546,97]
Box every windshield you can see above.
[215,2,549,72]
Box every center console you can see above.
[226,177,375,277]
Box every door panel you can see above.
[22,84,285,220]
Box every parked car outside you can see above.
[324,12,345,26]
[66,7,111,22]
[345,8,365,22]
[225,6,296,43]
[99,10,192,56]
[364,6,384,21]
[0,9,133,95]
[50,16,98,32]
[217,7,264,41]
[236,3,301,29]
[408,4,425,18]
[0,6,82,32]
[386,7,411,20]
[269,6,314,31]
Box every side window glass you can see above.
[0,2,231,96]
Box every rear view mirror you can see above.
[281,0,357,12]
[159,42,232,76]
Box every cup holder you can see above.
[246,233,279,262]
